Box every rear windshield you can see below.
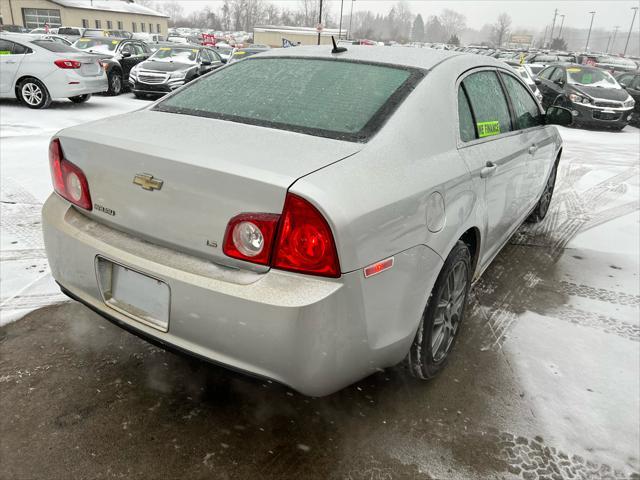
[155,57,422,142]
[58,27,81,35]
[74,38,118,52]
[32,40,77,52]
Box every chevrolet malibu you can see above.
[43,47,571,396]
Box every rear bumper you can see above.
[42,194,442,396]
[47,70,108,98]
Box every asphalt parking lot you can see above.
[1,97,639,479]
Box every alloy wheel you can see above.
[22,83,43,106]
[111,74,122,94]
[431,260,468,363]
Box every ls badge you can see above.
[133,173,163,191]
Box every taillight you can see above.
[223,193,340,278]
[222,213,280,265]
[54,59,81,69]
[49,138,92,210]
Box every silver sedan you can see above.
[42,46,572,396]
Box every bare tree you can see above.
[492,13,512,47]
[297,0,331,27]
[440,9,466,40]
[157,1,184,26]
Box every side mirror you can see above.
[553,79,564,86]
[534,78,542,86]
[122,51,132,58]
[620,82,628,89]
[201,60,212,66]
[546,106,573,127]
[221,58,228,64]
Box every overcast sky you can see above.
[165,0,640,31]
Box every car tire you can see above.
[17,78,52,109]
[68,94,91,103]
[406,240,471,380]
[106,70,123,96]
[526,160,558,223]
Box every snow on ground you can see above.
[1,94,145,324]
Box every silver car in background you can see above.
[42,47,571,396]
[0,33,107,108]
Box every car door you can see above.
[0,40,27,95]
[457,69,528,265]
[546,67,567,105]
[536,66,557,109]
[117,41,139,79]
[206,49,224,72]
[500,71,554,211]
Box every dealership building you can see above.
[0,0,168,35]
[254,25,345,48]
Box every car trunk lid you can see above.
[56,110,361,269]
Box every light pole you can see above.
[558,14,566,38]
[585,11,596,52]
[623,7,638,56]
[317,0,323,45]
[348,0,355,41]
[609,26,620,54]
[338,0,344,40]
[550,9,558,41]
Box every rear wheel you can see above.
[18,78,52,109]
[406,241,471,380]
[106,70,123,96]
[69,94,91,103]
[526,161,558,223]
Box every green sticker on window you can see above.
[477,121,501,138]
[0,50,11,55]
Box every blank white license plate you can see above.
[96,257,170,331]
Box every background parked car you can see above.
[0,34,107,108]
[129,45,223,98]
[505,60,544,102]
[615,70,640,125]
[536,63,635,129]
[228,46,269,63]
[0,25,29,33]
[73,37,151,95]
[578,54,638,74]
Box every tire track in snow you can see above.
[477,161,639,350]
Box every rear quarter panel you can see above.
[290,61,482,275]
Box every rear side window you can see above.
[32,40,76,52]
[462,71,512,138]
[550,68,565,82]
[457,88,476,142]
[156,58,424,142]
[500,73,543,130]
[538,67,555,80]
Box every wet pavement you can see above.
[1,127,639,480]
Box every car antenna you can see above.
[331,36,347,54]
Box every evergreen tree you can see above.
[412,14,425,42]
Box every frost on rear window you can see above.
[155,58,421,141]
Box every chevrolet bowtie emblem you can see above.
[133,173,163,191]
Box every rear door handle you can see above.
[480,161,498,178]
[528,144,538,155]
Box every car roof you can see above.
[254,45,502,71]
